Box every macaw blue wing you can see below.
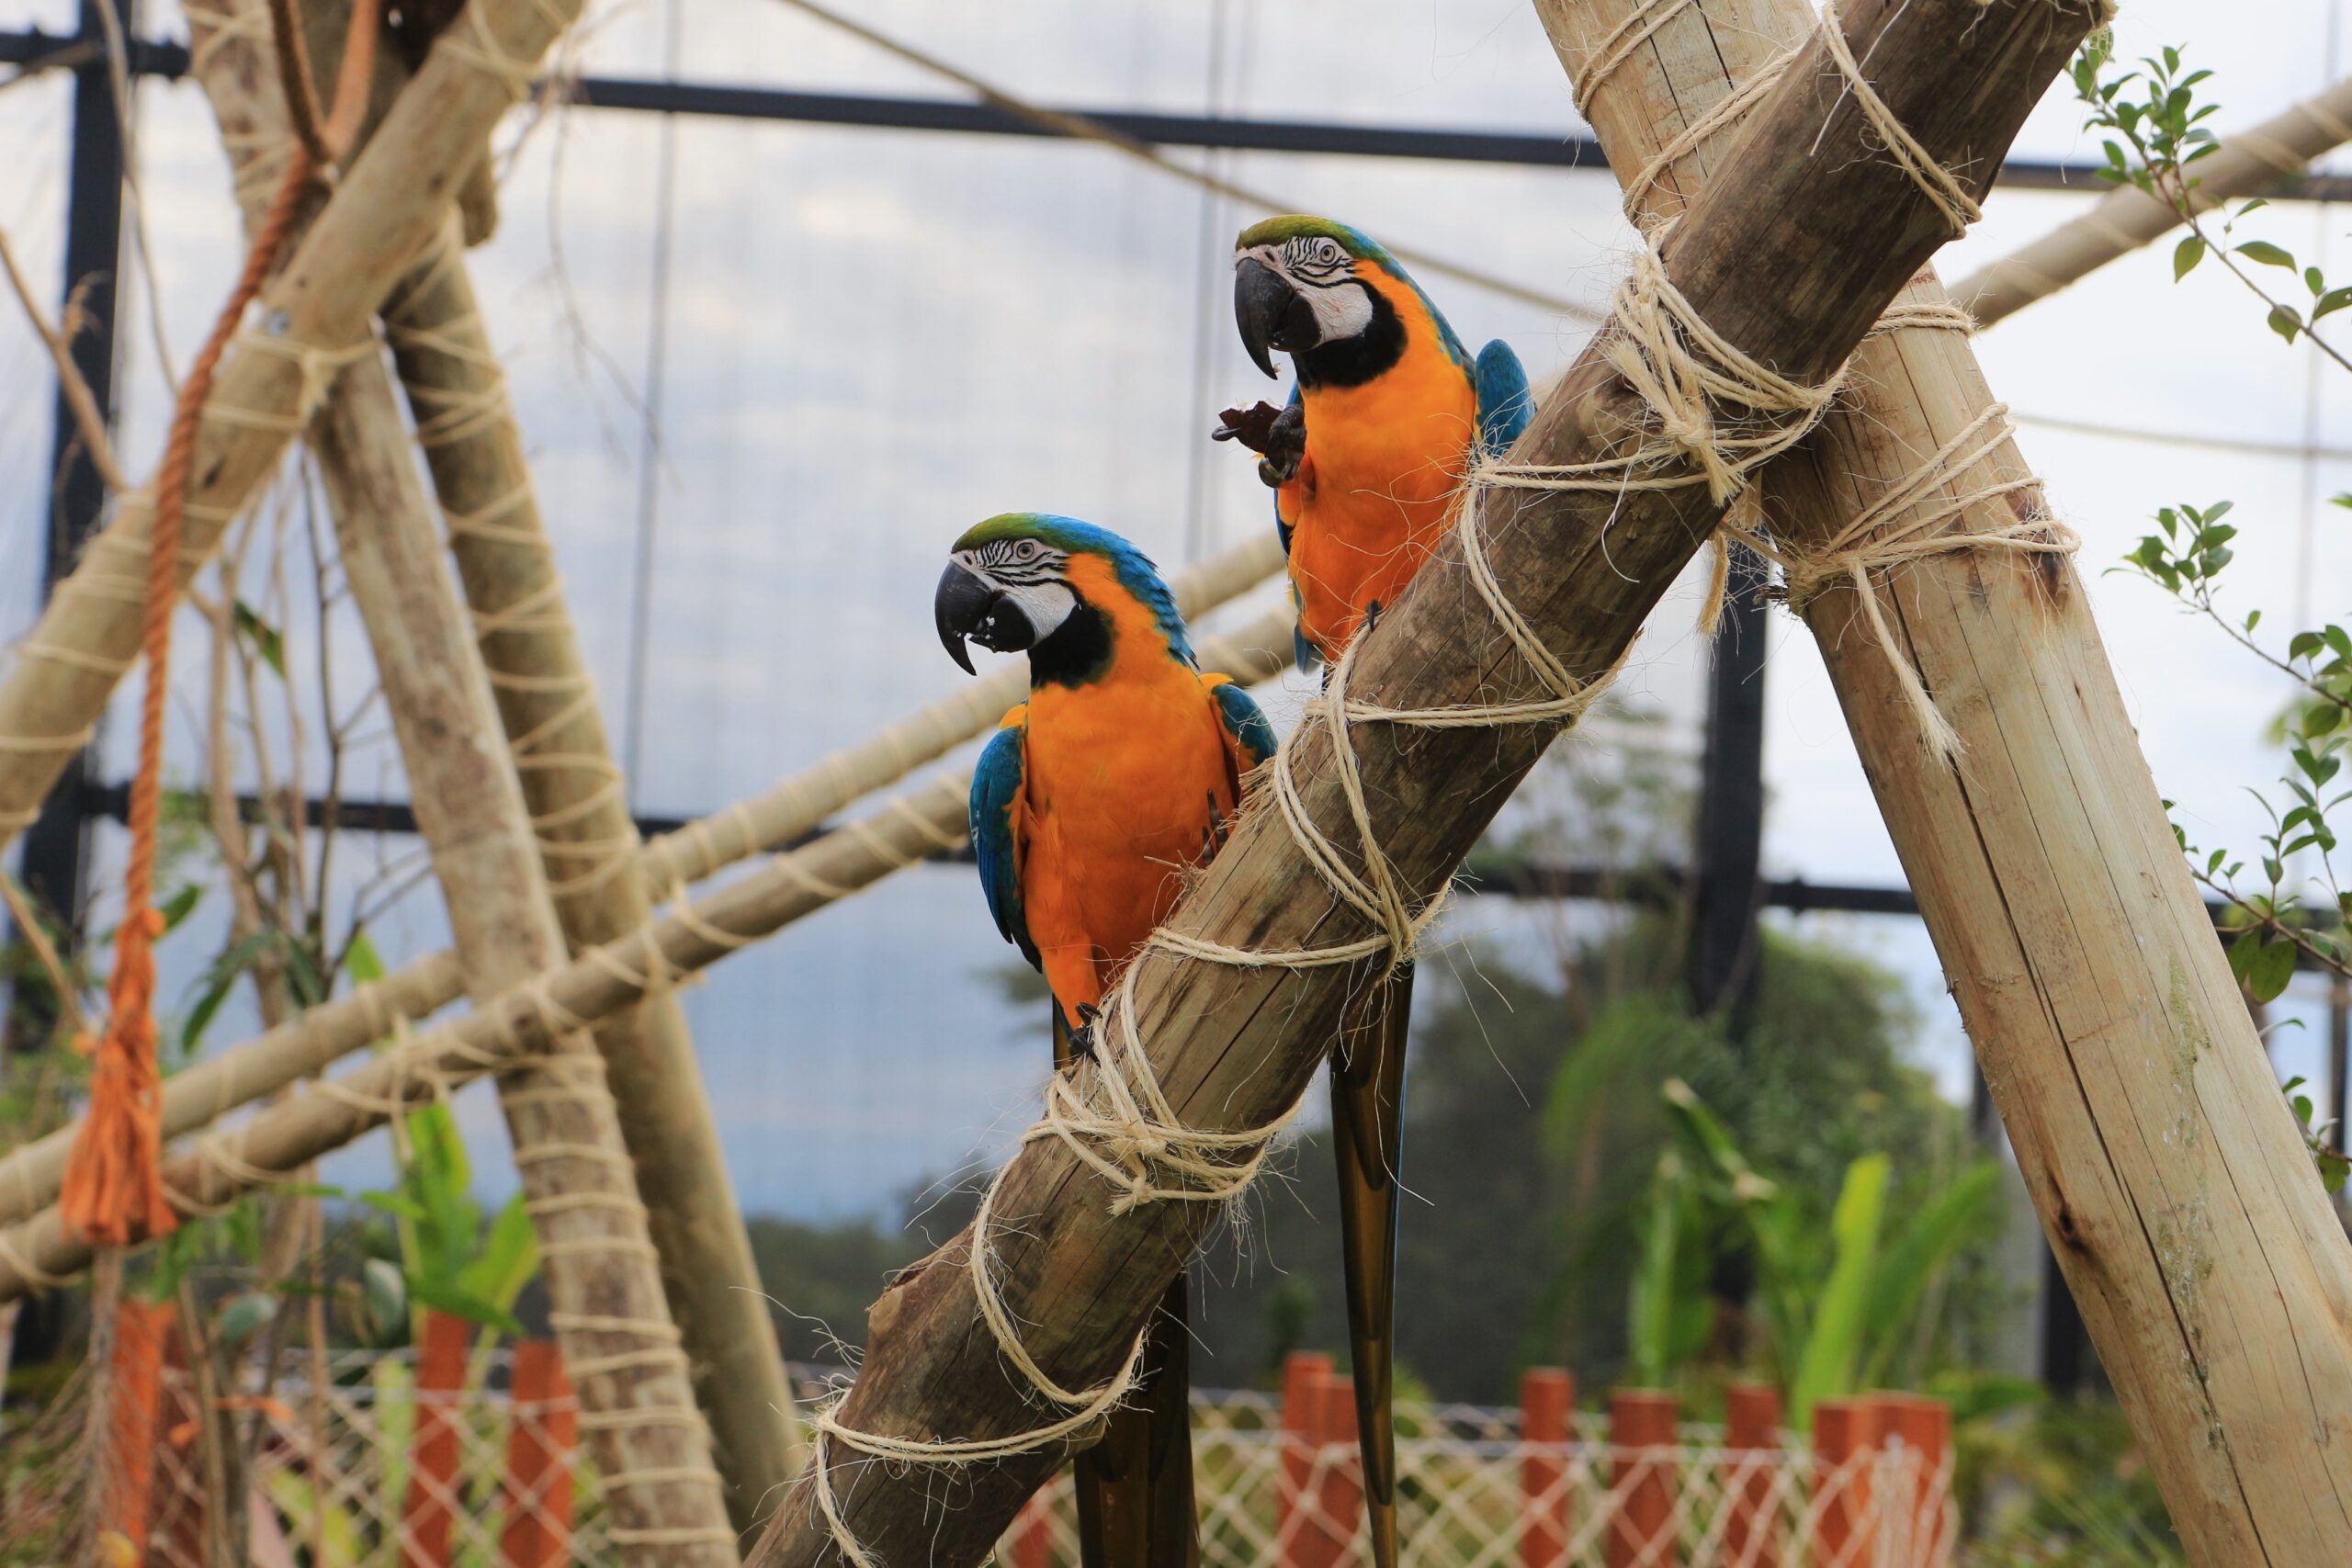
[1474,340,1532,457]
[1209,677,1279,773]
[970,716,1038,970]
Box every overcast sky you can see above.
[1,0,2348,1216]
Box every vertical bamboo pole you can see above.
[186,6,740,1561]
[1519,1368,1574,1568]
[378,192,803,1533]
[1604,1392,1675,1568]
[1541,5,2352,1561]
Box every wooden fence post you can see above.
[1606,1391,1677,1568]
[1520,1368,1574,1568]
[1724,1383,1781,1568]
[501,1339,576,1568]
[1278,1352,1333,1568]
[403,1309,472,1568]
[1881,1395,1951,1567]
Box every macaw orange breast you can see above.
[1015,604,1240,1021]
[1283,270,1479,660]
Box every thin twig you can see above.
[0,223,126,492]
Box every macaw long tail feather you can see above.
[1074,1277,1197,1568]
[1330,963,1412,1568]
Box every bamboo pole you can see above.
[182,10,737,1559]
[1544,3,2352,1560]
[373,94,803,1542]
[0,612,1295,1300]
[716,6,2088,1564]
[0,592,1293,1233]
[311,340,740,1564]
[1951,74,2352,327]
[0,0,582,846]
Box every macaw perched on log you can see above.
[1214,215,1531,1568]
[935,513,1275,1568]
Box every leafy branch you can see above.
[2073,37,2352,371]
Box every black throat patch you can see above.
[1027,601,1115,688]
[1295,283,1406,390]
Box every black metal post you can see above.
[15,0,125,934]
[1686,547,1769,1023]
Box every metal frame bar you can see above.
[1,26,2348,197]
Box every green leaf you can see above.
[157,884,202,932]
[403,1273,526,1338]
[346,926,385,986]
[2174,234,2206,279]
[2270,303,2304,344]
[232,600,287,678]
[1792,1155,1890,1427]
[2292,631,2327,662]
[1860,1162,2003,1388]
[452,1192,540,1318]
[2248,938,2298,1004]
[2236,240,2297,269]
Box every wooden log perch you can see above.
[1951,73,2352,327]
[728,4,2094,1564]
[0,0,582,846]
[186,3,738,1558]
[0,611,1295,1301]
[1547,3,2352,1560]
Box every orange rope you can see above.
[60,0,378,1248]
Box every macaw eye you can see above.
[1317,240,1344,265]
[1015,540,1042,561]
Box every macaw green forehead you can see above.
[1236,215,1394,268]
[953,513,1127,558]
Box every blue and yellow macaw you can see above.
[935,512,1275,1568]
[1214,215,1531,1568]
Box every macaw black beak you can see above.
[935,560,1033,673]
[1235,255,1315,379]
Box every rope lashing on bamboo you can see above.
[1569,0,1986,236]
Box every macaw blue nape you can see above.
[936,512,1273,1568]
[1212,215,1531,1568]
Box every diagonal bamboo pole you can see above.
[183,4,738,1559]
[1951,73,2352,327]
[724,5,2095,1564]
[0,573,1288,1233]
[0,614,1297,1303]
[1543,3,2352,1560]
[0,0,582,847]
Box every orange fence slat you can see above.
[1811,1398,1890,1568]
[1606,1390,1677,1568]
[1724,1383,1781,1568]
[403,1309,473,1568]
[1314,1371,1363,1568]
[1277,1351,1333,1568]
[1520,1368,1574,1568]
[499,1339,574,1568]
[1883,1393,1951,1567]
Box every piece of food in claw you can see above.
[1212,401,1287,454]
